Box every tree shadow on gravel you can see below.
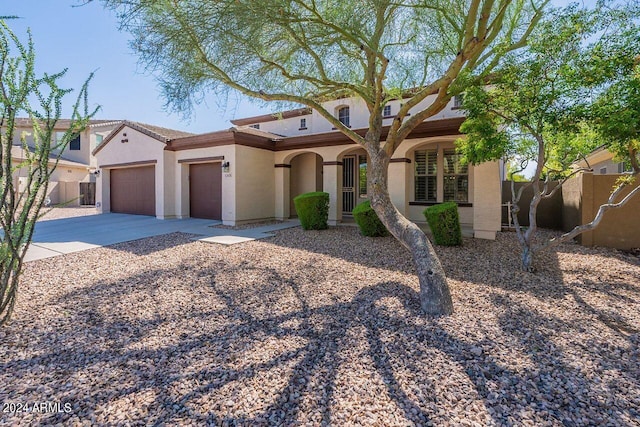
[490,292,640,425]
[438,235,575,301]
[268,227,579,301]
[265,227,416,274]
[3,256,638,427]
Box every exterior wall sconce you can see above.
[222,161,230,173]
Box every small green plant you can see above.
[293,192,329,230]
[423,202,462,246]
[0,21,96,325]
[352,200,388,237]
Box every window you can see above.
[618,161,632,173]
[94,134,103,149]
[69,135,81,150]
[56,132,80,150]
[337,106,350,127]
[383,105,392,117]
[599,167,607,174]
[443,150,468,202]
[55,131,65,148]
[358,155,367,197]
[299,118,307,129]
[453,94,464,108]
[414,150,437,202]
[249,124,260,129]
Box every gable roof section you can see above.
[93,120,194,155]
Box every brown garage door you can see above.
[190,163,222,220]
[110,166,155,216]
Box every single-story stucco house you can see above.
[93,95,502,239]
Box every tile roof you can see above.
[12,118,118,129]
[10,146,88,169]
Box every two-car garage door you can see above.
[109,163,222,219]
[110,166,156,216]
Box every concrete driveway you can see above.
[26,213,300,262]
[26,213,221,262]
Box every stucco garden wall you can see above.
[563,172,640,250]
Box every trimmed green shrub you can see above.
[293,191,329,230]
[352,200,389,237]
[423,202,462,246]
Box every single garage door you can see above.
[190,163,222,220]
[110,166,155,216]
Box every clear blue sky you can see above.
[4,0,269,134]
[4,0,589,135]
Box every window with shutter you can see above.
[414,149,437,202]
[443,150,468,202]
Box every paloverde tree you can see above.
[457,4,640,271]
[104,0,548,315]
[0,21,96,325]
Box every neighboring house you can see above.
[93,95,502,240]
[9,118,122,206]
[573,145,636,175]
[565,147,640,250]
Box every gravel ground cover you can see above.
[0,227,638,426]
[38,207,98,221]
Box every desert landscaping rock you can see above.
[0,227,638,426]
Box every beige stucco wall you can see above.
[12,163,89,184]
[13,126,92,166]
[289,153,322,215]
[234,145,276,224]
[591,158,626,175]
[11,123,120,168]
[250,95,465,137]
[94,126,169,217]
[12,160,88,207]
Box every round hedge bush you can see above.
[293,191,329,230]
[352,200,389,237]
[423,202,462,246]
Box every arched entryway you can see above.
[289,152,323,217]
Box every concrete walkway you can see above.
[26,213,300,262]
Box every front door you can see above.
[342,154,367,215]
